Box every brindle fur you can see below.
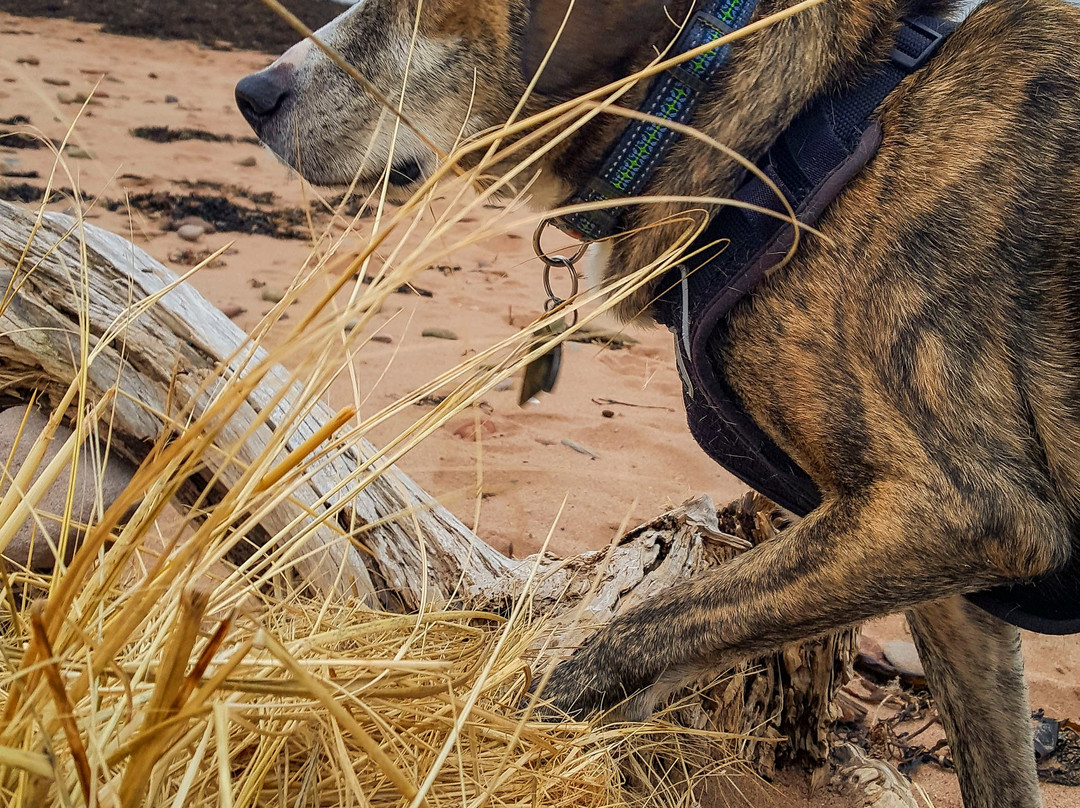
[237,2,1080,805]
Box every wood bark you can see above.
[0,200,861,776]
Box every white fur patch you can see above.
[580,241,613,295]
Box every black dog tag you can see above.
[519,328,563,406]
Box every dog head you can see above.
[235,0,692,200]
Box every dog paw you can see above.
[525,657,609,720]
[526,645,658,722]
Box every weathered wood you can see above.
[0,200,511,603]
[0,200,860,778]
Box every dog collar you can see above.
[551,0,762,242]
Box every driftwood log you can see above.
[0,199,891,788]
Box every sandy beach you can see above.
[1,8,1076,806]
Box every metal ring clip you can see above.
[533,220,588,266]
[534,219,584,328]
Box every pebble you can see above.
[16,56,40,66]
[164,94,178,103]
[176,224,204,242]
[371,334,392,344]
[261,287,286,303]
[173,215,214,234]
[235,155,257,167]
[882,640,926,681]
[65,145,93,160]
[422,327,458,340]
[601,409,615,418]
[43,77,70,86]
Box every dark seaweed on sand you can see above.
[0,0,344,53]
[106,192,311,239]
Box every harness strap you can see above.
[652,15,956,517]
[651,16,1080,635]
[554,0,762,241]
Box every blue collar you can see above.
[552,0,762,241]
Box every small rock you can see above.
[261,287,286,303]
[174,215,214,234]
[164,94,178,103]
[601,409,615,418]
[148,73,159,79]
[65,145,93,159]
[176,224,204,242]
[422,327,458,340]
[856,635,897,679]
[221,304,245,319]
[235,155,257,167]
[371,334,392,344]
[43,77,70,86]
[16,56,40,66]
[882,640,926,682]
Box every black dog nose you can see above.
[235,69,289,130]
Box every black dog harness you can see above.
[554,8,1080,634]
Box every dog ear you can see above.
[521,0,688,95]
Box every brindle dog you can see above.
[236,1,1080,805]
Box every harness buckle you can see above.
[891,17,947,71]
[691,9,736,38]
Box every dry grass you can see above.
[0,2,826,805]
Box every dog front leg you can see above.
[536,489,1065,721]
[907,596,1043,808]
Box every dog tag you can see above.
[519,327,563,406]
